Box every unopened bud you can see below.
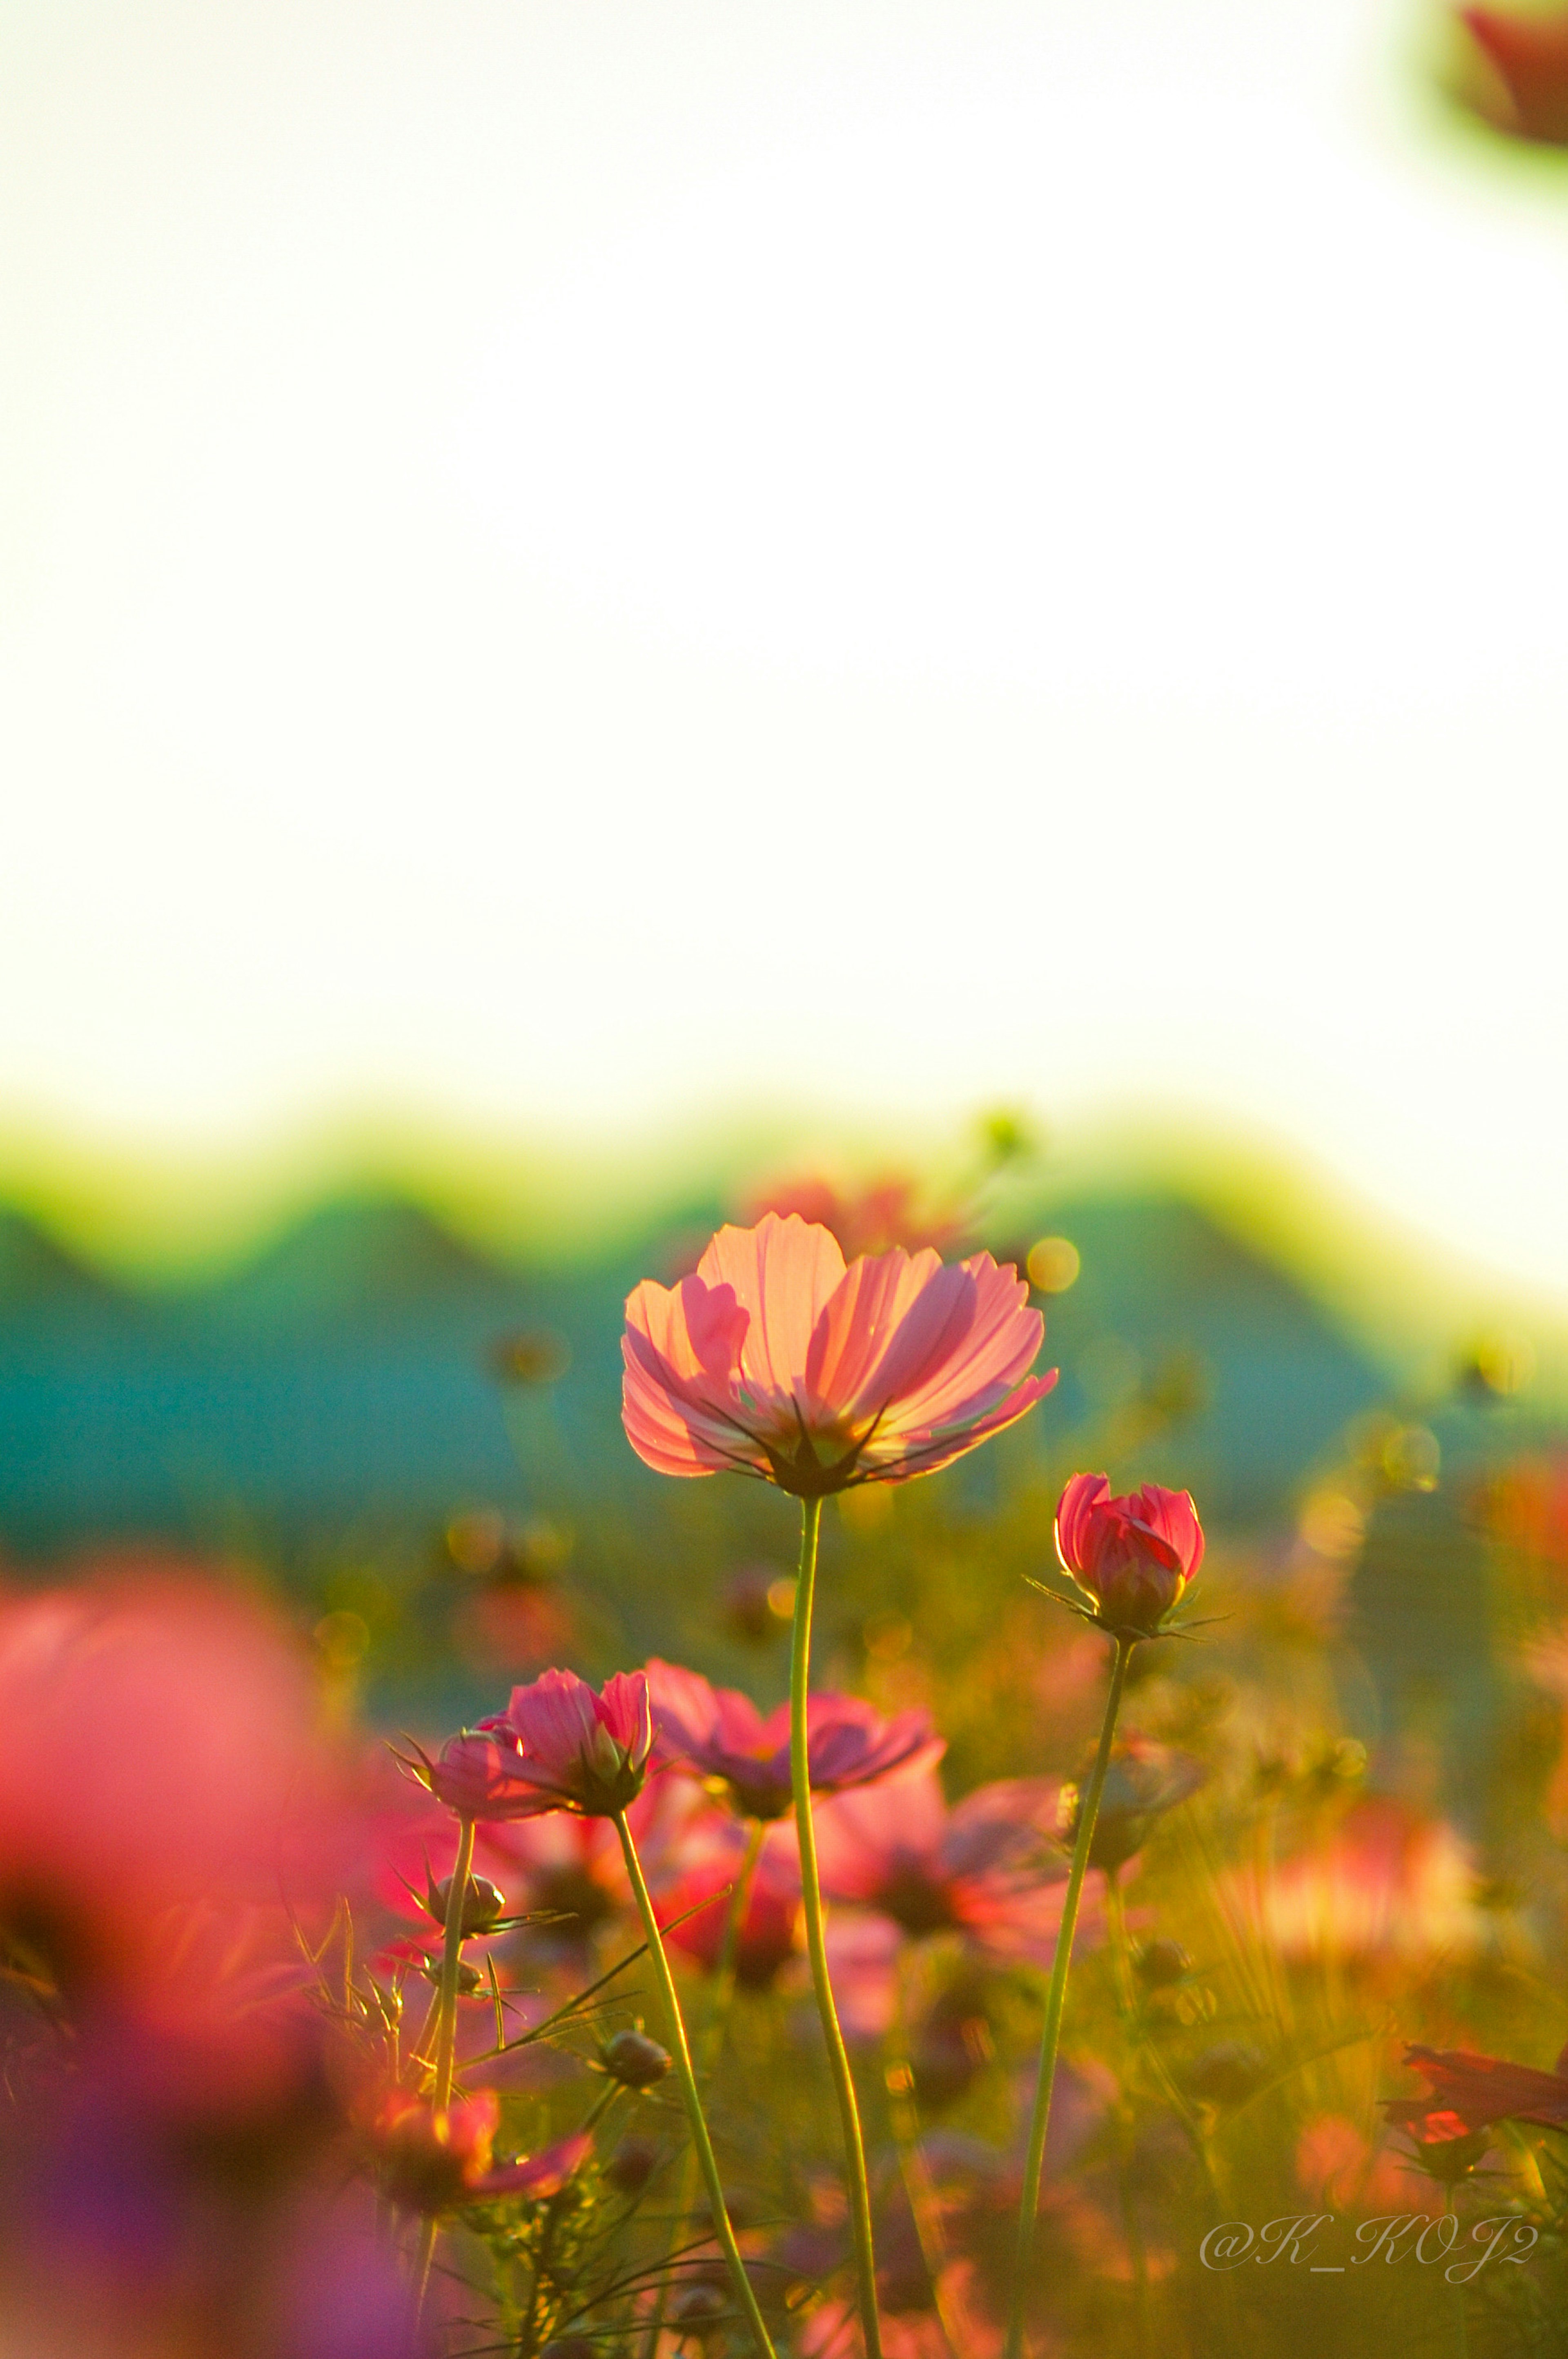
[1133,1938,1190,1990]
[668,2283,728,2337]
[431,1873,507,1936]
[603,2028,672,2089]
[1187,2040,1266,2108]
[605,2133,661,2193]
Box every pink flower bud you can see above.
[1053,1473,1204,1638]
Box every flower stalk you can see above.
[413,1811,477,2319]
[613,1810,777,2359]
[792,1495,883,2359]
[1004,1635,1136,2359]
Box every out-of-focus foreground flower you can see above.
[0,1565,414,2359]
[622,1211,1055,1493]
[1460,7,1568,144]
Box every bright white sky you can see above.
[4,0,1568,1287]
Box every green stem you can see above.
[1446,2189,1469,2359]
[640,1820,767,2359]
[414,1813,477,2319]
[1004,1637,1134,2359]
[614,1811,778,2359]
[1103,1870,1152,2359]
[792,1495,883,2359]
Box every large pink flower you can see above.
[411,1669,654,1820]
[1054,1474,1204,1637]
[622,1213,1055,1494]
[647,1659,941,1820]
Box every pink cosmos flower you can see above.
[1461,8,1568,145]
[1054,1474,1204,1637]
[410,1668,654,1820]
[647,1659,941,1820]
[813,1764,1068,1963]
[622,1213,1055,1494]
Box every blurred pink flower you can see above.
[1295,2113,1440,2217]
[1461,8,1568,145]
[647,1659,941,1819]
[1247,1799,1486,1967]
[1054,1475,1204,1638]
[0,1567,355,2016]
[813,1765,1067,1964]
[411,1668,654,1820]
[621,1213,1054,1494]
[659,1818,804,1989]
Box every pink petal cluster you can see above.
[622,1213,1055,1494]
[1054,1474,1205,1637]
[418,1668,654,1820]
[647,1658,941,1819]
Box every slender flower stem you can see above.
[414,1813,477,2319]
[614,1811,778,2359]
[1103,1868,1153,2359]
[431,1816,476,2112]
[1005,1635,1135,2359]
[791,1495,883,2359]
[641,1820,767,2359]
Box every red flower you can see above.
[622,1213,1055,1494]
[646,1658,941,1820]
[1386,2042,1568,2139]
[1054,1474,1204,1638]
[1461,9,1568,145]
[410,1669,654,1822]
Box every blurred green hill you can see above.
[0,1186,1399,1560]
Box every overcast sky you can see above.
[4,0,1568,1290]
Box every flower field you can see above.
[2,1196,1567,2359]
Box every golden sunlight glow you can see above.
[4,0,1568,1292]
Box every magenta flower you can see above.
[622,1212,1056,1494]
[410,1669,654,1820]
[1054,1474,1204,1638]
[813,1765,1067,1963]
[647,1659,941,1820]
